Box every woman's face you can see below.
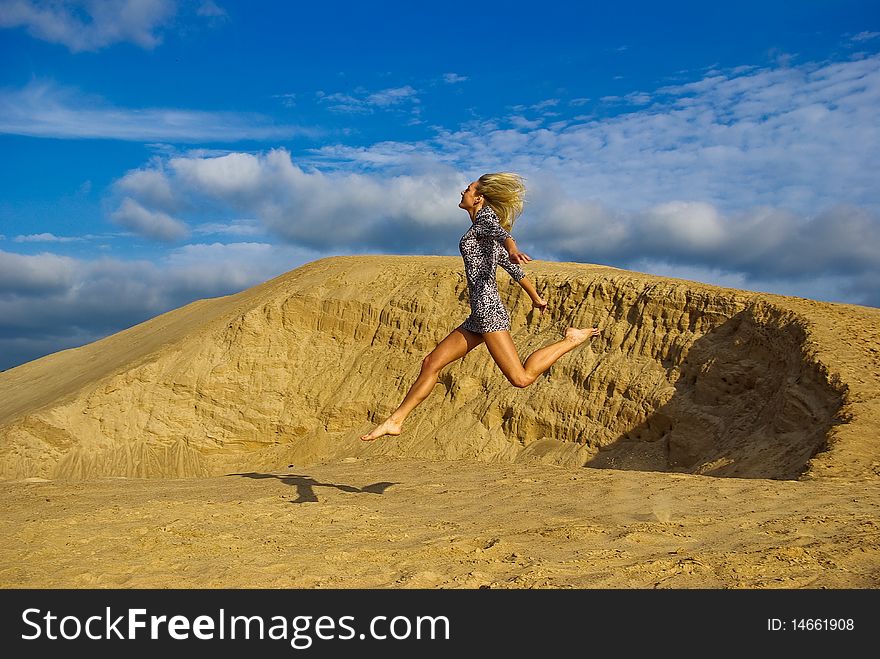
[459,181,481,212]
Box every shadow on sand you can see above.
[230,472,398,504]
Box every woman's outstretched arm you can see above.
[516,276,548,313]
[496,237,545,312]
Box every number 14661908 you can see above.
[768,618,854,631]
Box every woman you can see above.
[361,172,600,442]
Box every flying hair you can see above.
[476,172,526,232]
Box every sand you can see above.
[1,456,878,588]
[0,256,878,589]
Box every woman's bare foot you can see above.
[360,418,403,442]
[564,327,601,345]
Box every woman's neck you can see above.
[469,203,485,222]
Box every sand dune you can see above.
[1,256,878,588]
[1,255,877,481]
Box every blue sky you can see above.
[1,0,879,370]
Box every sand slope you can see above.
[0,256,878,588]
[1,255,878,481]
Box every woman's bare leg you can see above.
[483,327,600,388]
[360,326,485,441]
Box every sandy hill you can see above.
[1,255,878,482]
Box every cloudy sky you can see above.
[1,0,878,370]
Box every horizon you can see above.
[1,0,879,370]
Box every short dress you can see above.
[458,205,526,333]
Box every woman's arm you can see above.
[498,236,544,310]
[497,242,526,283]
[517,276,548,313]
[503,236,531,265]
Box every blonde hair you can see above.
[477,172,526,232]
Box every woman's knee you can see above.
[421,353,442,375]
[507,372,533,388]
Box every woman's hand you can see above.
[532,297,548,314]
[509,249,531,265]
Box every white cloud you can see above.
[518,195,880,288]
[108,145,880,310]
[112,149,467,250]
[273,92,297,108]
[412,53,880,217]
[443,73,468,84]
[112,197,189,241]
[852,31,880,42]
[316,85,420,114]
[192,219,265,237]
[197,0,226,18]
[366,85,417,107]
[315,91,371,115]
[0,0,176,52]
[0,81,313,142]
[508,116,543,130]
[532,99,559,111]
[637,201,727,252]
[111,50,880,298]
[169,151,267,196]
[13,233,85,243]
[116,165,178,210]
[512,99,560,113]
[623,259,865,305]
[0,249,77,295]
[107,43,880,289]
[624,92,652,105]
[305,141,432,174]
[161,242,303,293]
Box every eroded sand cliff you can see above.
[1,255,877,482]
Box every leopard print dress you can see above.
[459,205,526,333]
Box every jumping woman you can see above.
[360,172,600,442]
